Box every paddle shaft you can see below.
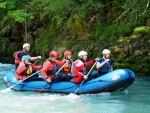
[74,61,97,94]
[12,59,40,85]
[38,83,48,93]
[52,63,66,80]
[38,63,66,93]
[34,59,40,65]
[6,70,41,90]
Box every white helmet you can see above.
[102,49,111,54]
[23,43,30,48]
[78,51,87,57]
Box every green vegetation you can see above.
[0,0,150,75]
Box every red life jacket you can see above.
[15,63,33,80]
[63,60,71,73]
[13,51,21,64]
[41,59,55,79]
[20,64,33,75]
[72,60,85,83]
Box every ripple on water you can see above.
[0,63,150,113]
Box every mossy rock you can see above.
[133,26,150,35]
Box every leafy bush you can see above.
[118,22,133,36]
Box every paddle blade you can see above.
[38,83,48,93]
[38,88,44,93]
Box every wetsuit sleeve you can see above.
[72,67,83,83]
[85,60,94,67]
[53,60,65,66]
[30,64,42,70]
[14,64,26,80]
[73,67,83,77]
[41,61,51,79]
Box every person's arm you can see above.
[85,60,94,67]
[30,64,42,70]
[73,67,88,80]
[96,59,110,69]
[14,64,26,80]
[41,61,51,79]
[30,56,41,61]
[53,60,65,66]
[19,50,41,61]
[86,58,99,67]
[73,67,83,77]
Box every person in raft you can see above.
[96,49,113,76]
[71,51,99,84]
[53,51,73,81]
[13,43,42,70]
[41,51,65,83]
[14,55,43,82]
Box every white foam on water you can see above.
[0,63,150,113]
[1,88,11,93]
[67,93,79,98]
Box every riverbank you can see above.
[0,28,149,76]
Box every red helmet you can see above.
[64,51,72,56]
[49,51,59,58]
[74,60,84,71]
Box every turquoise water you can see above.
[0,63,150,113]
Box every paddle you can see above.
[14,59,40,81]
[34,58,40,65]
[2,70,41,93]
[74,61,97,94]
[38,63,66,93]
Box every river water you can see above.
[0,63,150,113]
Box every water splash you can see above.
[0,63,150,113]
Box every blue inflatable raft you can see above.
[3,69,135,94]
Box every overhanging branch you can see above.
[116,8,130,24]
